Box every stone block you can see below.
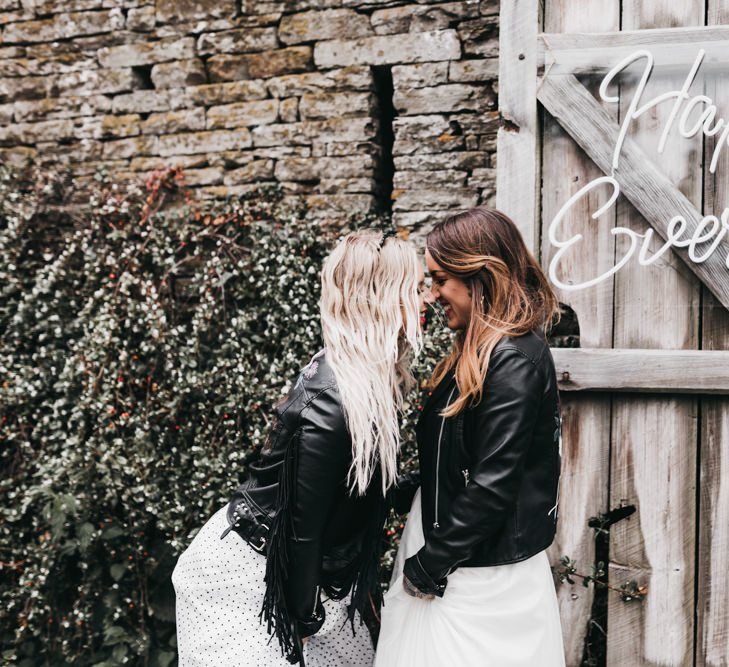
[299,91,375,120]
[394,83,494,115]
[391,62,448,89]
[467,167,495,188]
[274,155,374,181]
[304,193,375,215]
[458,17,499,57]
[393,169,467,189]
[251,117,377,147]
[207,46,311,82]
[279,97,298,123]
[0,118,74,145]
[392,209,451,232]
[245,46,312,79]
[0,103,13,123]
[186,80,267,105]
[319,177,376,193]
[157,128,252,156]
[0,75,48,102]
[196,27,278,55]
[448,58,498,82]
[112,89,192,114]
[55,68,135,96]
[178,167,224,186]
[479,0,499,16]
[206,99,279,129]
[141,108,206,135]
[74,113,141,140]
[98,37,195,68]
[371,2,479,35]
[155,0,236,24]
[222,159,275,184]
[2,10,123,43]
[393,151,488,172]
[267,66,372,97]
[314,29,460,67]
[127,6,155,32]
[130,154,209,171]
[392,188,478,211]
[102,135,159,159]
[151,59,207,88]
[393,114,465,154]
[279,9,372,45]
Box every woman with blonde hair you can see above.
[376,206,566,666]
[172,229,428,666]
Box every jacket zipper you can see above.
[311,584,320,616]
[462,469,470,486]
[433,385,457,529]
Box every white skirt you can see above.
[172,505,375,667]
[374,490,566,667]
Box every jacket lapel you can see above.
[417,368,457,427]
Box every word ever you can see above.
[548,48,729,291]
[548,176,729,291]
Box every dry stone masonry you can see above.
[0,0,499,229]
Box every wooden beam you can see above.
[537,72,729,312]
[541,25,729,74]
[698,5,729,663]
[552,348,729,394]
[496,0,540,253]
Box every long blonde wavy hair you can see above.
[320,229,423,495]
[427,206,560,418]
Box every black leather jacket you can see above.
[222,349,386,665]
[401,329,562,597]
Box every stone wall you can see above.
[0,0,499,230]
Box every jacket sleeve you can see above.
[286,386,350,635]
[403,348,544,594]
[391,469,421,515]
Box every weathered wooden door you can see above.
[497,2,729,665]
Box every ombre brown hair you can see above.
[426,206,560,417]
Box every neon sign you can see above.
[548,48,729,292]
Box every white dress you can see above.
[172,505,375,666]
[374,490,566,667]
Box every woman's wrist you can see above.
[403,572,434,599]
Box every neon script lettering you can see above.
[549,49,729,291]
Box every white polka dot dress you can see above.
[172,504,375,666]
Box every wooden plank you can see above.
[697,4,729,663]
[541,26,729,74]
[495,0,540,252]
[608,2,702,665]
[536,71,729,313]
[540,4,619,665]
[553,348,729,394]
[546,393,611,666]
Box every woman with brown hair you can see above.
[375,206,566,667]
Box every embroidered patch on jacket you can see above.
[302,360,319,379]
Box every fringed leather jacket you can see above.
[221,349,386,665]
[399,329,562,598]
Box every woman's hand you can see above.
[302,636,310,646]
[403,573,434,600]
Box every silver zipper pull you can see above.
[432,521,439,529]
[462,469,470,486]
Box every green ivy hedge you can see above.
[0,164,451,666]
